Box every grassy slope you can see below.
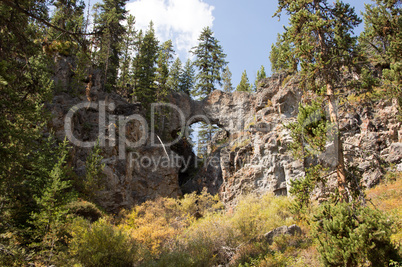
[366,172,402,251]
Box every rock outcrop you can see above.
[178,74,402,206]
[49,66,402,210]
[49,92,182,212]
[263,224,302,245]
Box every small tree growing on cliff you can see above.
[275,0,361,200]
[222,66,233,92]
[255,65,266,89]
[236,70,252,92]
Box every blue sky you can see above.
[126,0,369,90]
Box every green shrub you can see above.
[0,243,33,267]
[67,200,103,222]
[143,251,195,267]
[313,202,400,267]
[69,218,138,267]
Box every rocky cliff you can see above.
[49,69,402,211]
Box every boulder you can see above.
[264,224,302,245]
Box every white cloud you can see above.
[126,0,214,57]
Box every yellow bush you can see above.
[176,214,237,265]
[119,191,224,256]
[114,192,299,265]
[231,193,294,241]
[120,197,190,255]
[178,189,223,217]
[68,217,138,267]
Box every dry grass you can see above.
[367,171,402,250]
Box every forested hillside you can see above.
[0,0,401,266]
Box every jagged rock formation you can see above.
[49,69,402,211]
[174,73,402,206]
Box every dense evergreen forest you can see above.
[0,0,401,266]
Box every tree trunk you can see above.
[327,83,348,201]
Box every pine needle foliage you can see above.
[191,27,227,99]
[236,70,253,92]
[313,201,400,266]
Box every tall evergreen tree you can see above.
[222,66,233,92]
[179,59,195,95]
[51,0,86,33]
[132,22,159,108]
[167,57,182,92]
[156,40,175,100]
[275,0,361,200]
[93,0,127,92]
[0,0,54,228]
[191,27,226,156]
[48,0,89,94]
[236,70,252,92]
[117,14,137,97]
[191,27,227,99]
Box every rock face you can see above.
[49,63,402,210]
[177,74,402,206]
[199,74,306,205]
[48,91,182,212]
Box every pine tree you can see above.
[222,66,233,92]
[51,0,86,35]
[197,122,219,158]
[49,0,86,55]
[286,100,329,214]
[191,27,227,99]
[275,0,361,200]
[167,57,182,92]
[47,0,88,94]
[236,70,252,92]
[359,0,401,99]
[30,139,75,263]
[0,0,56,230]
[269,33,298,73]
[255,65,266,89]
[313,201,399,266]
[132,22,159,108]
[179,59,195,95]
[117,14,137,97]
[83,141,105,201]
[93,0,127,92]
[156,40,175,100]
